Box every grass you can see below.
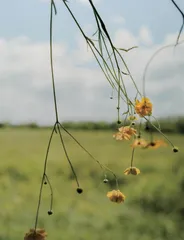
[0,128,183,240]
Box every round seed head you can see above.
[103,178,109,183]
[76,187,83,194]
[48,210,53,215]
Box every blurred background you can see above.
[0,0,184,239]
[0,122,184,240]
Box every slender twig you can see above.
[142,40,184,97]
[44,174,54,212]
[58,122,119,188]
[34,125,56,230]
[50,0,59,122]
[34,0,58,229]
[57,124,80,187]
[170,0,184,45]
[130,148,135,168]
[62,0,137,104]
[144,117,175,147]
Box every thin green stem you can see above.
[130,148,135,168]
[57,124,80,187]
[50,0,59,122]
[87,40,115,88]
[62,1,87,39]
[142,40,184,97]
[171,0,184,45]
[34,125,56,230]
[114,48,142,97]
[44,174,54,211]
[63,1,128,98]
[144,117,175,147]
[58,122,119,188]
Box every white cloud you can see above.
[0,29,184,125]
[139,26,153,45]
[0,36,113,124]
[112,16,125,25]
[114,29,138,49]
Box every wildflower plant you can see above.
[24,0,184,238]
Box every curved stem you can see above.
[58,122,119,188]
[142,40,184,97]
[144,117,175,147]
[57,124,80,187]
[34,125,56,230]
[171,0,184,45]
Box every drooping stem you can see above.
[170,0,184,45]
[57,124,80,188]
[130,148,135,168]
[34,125,56,230]
[59,122,119,188]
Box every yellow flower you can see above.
[145,140,167,149]
[131,138,148,148]
[107,190,125,203]
[24,229,47,240]
[113,126,137,140]
[135,97,153,117]
[124,167,140,175]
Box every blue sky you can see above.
[0,0,184,124]
[0,0,183,42]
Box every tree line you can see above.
[1,117,184,134]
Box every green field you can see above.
[0,128,183,240]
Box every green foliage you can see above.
[0,122,10,128]
[2,117,184,134]
[0,129,183,240]
[176,117,184,134]
[62,121,118,131]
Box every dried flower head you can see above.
[135,97,152,117]
[107,190,125,203]
[131,138,148,148]
[145,140,167,149]
[24,229,47,240]
[113,126,137,140]
[124,167,140,175]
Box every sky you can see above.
[0,0,184,125]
